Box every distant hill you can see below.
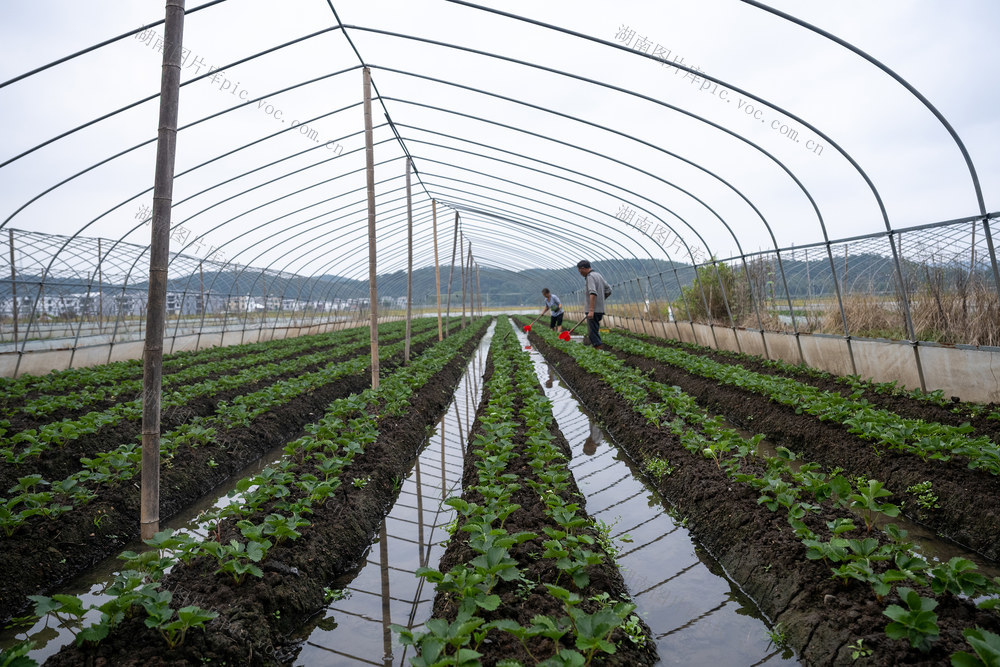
[1,254,975,308]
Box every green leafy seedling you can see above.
[951,627,1000,667]
[0,640,37,667]
[140,589,218,649]
[930,557,992,597]
[849,479,899,533]
[883,587,939,653]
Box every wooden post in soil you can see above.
[8,230,18,346]
[404,158,413,363]
[475,262,483,316]
[466,241,473,324]
[363,67,379,389]
[445,212,458,336]
[459,232,466,329]
[97,237,103,333]
[141,0,185,540]
[432,200,443,341]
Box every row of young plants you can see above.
[1,336,358,464]
[630,330,999,421]
[0,320,374,406]
[0,320,452,625]
[526,323,1000,665]
[8,325,370,419]
[0,318,437,465]
[601,331,1000,476]
[0,324,441,540]
[396,318,655,666]
[13,318,490,666]
[605,328,1000,562]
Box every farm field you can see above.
[272,319,798,665]
[4,1,999,664]
[397,317,658,665]
[523,319,1000,665]
[0,316,459,624]
[5,316,489,665]
[4,317,1000,665]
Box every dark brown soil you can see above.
[0,327,436,626]
[0,330,368,427]
[43,320,488,667]
[603,333,1000,561]
[0,324,425,491]
[526,327,1000,667]
[428,346,658,666]
[617,329,1000,446]
[0,324,377,413]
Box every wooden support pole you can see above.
[141,0,185,540]
[460,233,467,329]
[475,262,483,316]
[97,237,103,333]
[8,230,17,346]
[363,67,379,389]
[445,213,458,336]
[467,242,473,321]
[432,200,443,341]
[404,158,413,363]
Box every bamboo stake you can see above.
[475,263,483,316]
[460,233,467,329]
[404,158,413,363]
[445,212,458,336]
[465,242,473,323]
[97,237,103,333]
[432,200,443,341]
[8,230,17,346]
[141,0,185,540]
[363,67,379,389]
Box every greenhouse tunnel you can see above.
[1,0,998,396]
[2,2,1000,665]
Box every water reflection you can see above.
[379,519,392,667]
[290,321,494,665]
[511,320,800,666]
[582,419,603,456]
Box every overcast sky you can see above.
[0,0,997,284]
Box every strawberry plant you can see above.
[929,558,997,597]
[139,589,218,649]
[952,627,1000,667]
[201,537,271,584]
[849,479,900,532]
[0,640,37,667]
[884,587,940,652]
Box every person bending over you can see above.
[540,288,564,332]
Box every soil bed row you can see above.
[1,326,370,426]
[525,323,1000,666]
[616,329,1000,447]
[0,320,438,491]
[416,319,657,665]
[0,322,440,625]
[603,330,1000,560]
[43,318,489,666]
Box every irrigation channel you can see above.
[288,320,801,666]
[16,318,998,665]
[6,315,1000,665]
[2,317,795,665]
